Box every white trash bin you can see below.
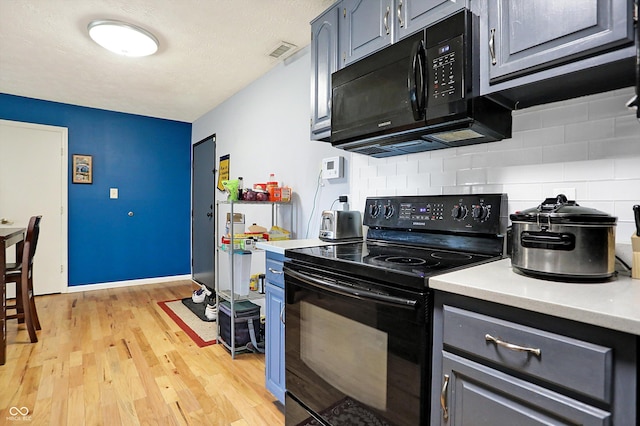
[228,250,252,296]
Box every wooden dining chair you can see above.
[4,215,42,343]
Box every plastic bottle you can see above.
[266,173,278,189]
[238,177,244,200]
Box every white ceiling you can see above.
[0,0,335,123]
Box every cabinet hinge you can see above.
[60,265,64,273]
[343,7,346,18]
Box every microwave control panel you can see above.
[427,34,464,106]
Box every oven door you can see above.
[284,262,430,426]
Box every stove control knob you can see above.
[369,203,380,218]
[451,205,467,220]
[383,204,395,219]
[472,205,489,221]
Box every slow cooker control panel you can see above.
[364,194,507,234]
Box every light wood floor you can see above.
[0,280,284,425]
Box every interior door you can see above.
[191,134,216,290]
[0,119,68,295]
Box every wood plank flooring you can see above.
[0,280,284,425]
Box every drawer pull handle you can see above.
[268,268,284,275]
[440,374,450,420]
[485,334,541,357]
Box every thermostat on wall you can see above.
[322,156,343,179]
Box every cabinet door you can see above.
[265,282,285,404]
[486,0,634,83]
[396,0,467,40]
[438,352,611,426]
[311,3,340,141]
[341,0,393,66]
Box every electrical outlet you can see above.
[110,188,119,199]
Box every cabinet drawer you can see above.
[442,305,613,403]
[266,258,285,288]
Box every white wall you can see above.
[349,87,640,263]
[192,41,640,265]
[192,46,350,240]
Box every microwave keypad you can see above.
[428,35,464,105]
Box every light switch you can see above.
[110,188,118,199]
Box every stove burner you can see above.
[370,255,440,268]
[431,251,473,261]
[385,256,426,265]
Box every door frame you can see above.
[191,133,216,289]
[0,119,68,294]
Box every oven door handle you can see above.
[284,267,419,308]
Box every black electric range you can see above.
[286,193,509,290]
[283,194,508,426]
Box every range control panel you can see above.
[364,194,507,235]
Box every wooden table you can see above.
[1,227,25,365]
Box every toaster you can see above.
[319,210,363,241]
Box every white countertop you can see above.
[430,258,640,336]
[255,238,332,255]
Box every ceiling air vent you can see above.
[269,41,297,60]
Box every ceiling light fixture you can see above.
[88,20,159,57]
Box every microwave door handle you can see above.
[284,267,418,309]
[409,39,426,121]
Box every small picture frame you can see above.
[72,154,93,184]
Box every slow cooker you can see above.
[510,194,617,281]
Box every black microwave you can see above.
[331,10,512,158]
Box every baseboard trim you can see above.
[66,274,194,293]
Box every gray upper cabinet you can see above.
[396,0,468,40]
[340,0,393,66]
[480,0,636,106]
[310,2,341,141]
[340,0,468,66]
[487,0,634,83]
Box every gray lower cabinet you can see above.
[265,252,286,404]
[479,0,636,105]
[431,291,638,426]
[311,2,341,141]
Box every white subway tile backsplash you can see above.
[565,118,615,143]
[543,141,589,163]
[360,164,378,179]
[348,89,638,222]
[377,162,397,176]
[511,109,542,132]
[418,158,443,173]
[539,102,588,128]
[587,179,640,201]
[407,172,429,189]
[541,182,588,200]
[403,159,420,175]
[614,201,640,221]
[614,157,640,179]
[443,155,472,172]
[457,168,487,185]
[387,174,407,190]
[589,136,640,159]
[502,183,544,201]
[614,115,640,138]
[488,163,564,184]
[431,170,456,187]
[520,126,565,147]
[563,159,614,181]
[589,91,636,120]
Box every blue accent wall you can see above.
[0,94,192,286]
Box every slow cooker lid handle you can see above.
[538,194,576,212]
